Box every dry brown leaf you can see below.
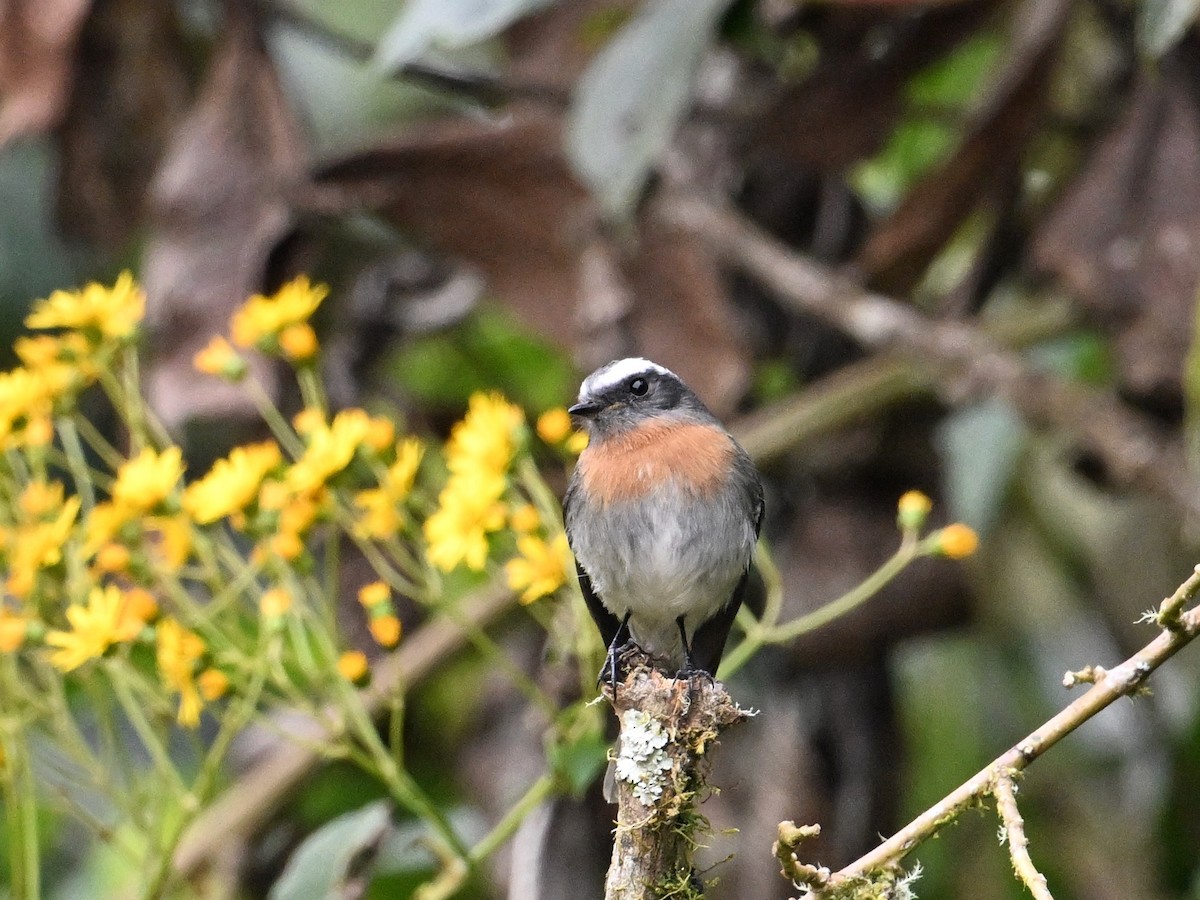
[55,0,190,248]
[314,109,752,412]
[0,0,91,144]
[1033,61,1200,404]
[141,6,308,429]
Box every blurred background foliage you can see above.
[3,0,1200,897]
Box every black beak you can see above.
[568,400,601,418]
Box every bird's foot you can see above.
[673,660,716,686]
[597,640,640,693]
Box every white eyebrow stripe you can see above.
[581,358,675,398]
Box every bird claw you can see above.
[597,640,638,693]
[673,662,716,686]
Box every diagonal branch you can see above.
[657,194,1200,519]
[793,564,1200,895]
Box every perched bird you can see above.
[563,358,763,685]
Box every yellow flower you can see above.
[19,480,66,518]
[505,533,571,604]
[156,618,206,728]
[0,367,57,449]
[46,585,130,671]
[423,472,507,571]
[93,543,131,573]
[930,523,979,560]
[445,392,523,477]
[292,406,325,435]
[357,581,390,609]
[0,608,28,652]
[231,276,328,349]
[509,503,541,533]
[184,441,283,524]
[118,588,158,637]
[369,614,401,648]
[111,447,184,513]
[337,650,369,682]
[260,587,293,618]
[193,335,247,380]
[144,515,193,570]
[897,490,933,531]
[565,431,589,455]
[536,408,573,444]
[25,271,145,341]
[287,409,371,495]
[198,668,230,701]
[352,438,424,539]
[83,501,132,558]
[6,494,81,598]
[278,323,319,361]
[365,417,395,453]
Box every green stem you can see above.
[338,682,470,861]
[0,659,40,899]
[295,365,328,415]
[721,533,922,678]
[243,377,306,459]
[470,772,555,862]
[56,418,96,513]
[106,661,188,798]
[141,632,274,898]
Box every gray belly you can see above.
[569,487,756,659]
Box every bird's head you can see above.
[568,358,710,439]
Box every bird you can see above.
[563,357,764,687]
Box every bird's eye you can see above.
[629,378,649,397]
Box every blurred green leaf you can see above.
[550,731,609,798]
[1185,291,1200,475]
[1139,0,1200,57]
[936,397,1026,534]
[390,307,575,411]
[374,0,558,72]
[565,0,734,220]
[852,29,1000,212]
[269,800,392,900]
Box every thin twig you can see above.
[798,566,1200,895]
[658,194,1200,519]
[993,771,1054,900]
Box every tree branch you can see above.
[657,194,1200,519]
[790,564,1200,896]
[602,654,749,900]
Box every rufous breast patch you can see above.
[577,419,734,505]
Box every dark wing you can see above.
[690,456,764,675]
[563,478,622,648]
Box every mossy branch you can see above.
[601,652,749,899]
[784,564,1200,898]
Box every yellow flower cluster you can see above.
[0,273,141,452]
[231,276,327,361]
[0,271,589,745]
[506,533,572,605]
[536,407,588,455]
[357,581,401,648]
[424,393,524,571]
[0,481,80,597]
[354,438,423,540]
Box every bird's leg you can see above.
[600,610,634,692]
[674,616,715,683]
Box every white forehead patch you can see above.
[580,357,675,399]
